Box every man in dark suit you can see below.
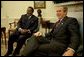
[21,6,81,56]
[4,6,38,56]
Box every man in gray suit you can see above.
[21,6,81,56]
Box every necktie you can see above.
[53,20,61,29]
[27,15,31,20]
[51,19,61,32]
[28,16,31,19]
[27,16,30,19]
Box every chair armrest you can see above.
[76,45,83,56]
[9,22,15,28]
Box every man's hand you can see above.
[62,48,75,56]
[23,29,31,33]
[18,28,31,34]
[34,32,42,37]
[20,29,26,34]
[18,28,23,32]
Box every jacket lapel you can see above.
[25,15,34,28]
[52,16,68,34]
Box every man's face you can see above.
[27,8,33,15]
[56,7,66,19]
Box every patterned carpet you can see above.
[1,39,8,56]
[1,39,25,56]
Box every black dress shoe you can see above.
[12,54,20,56]
[4,52,12,56]
[12,52,19,56]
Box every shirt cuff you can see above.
[18,28,22,31]
[28,29,31,33]
[67,47,75,53]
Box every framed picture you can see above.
[34,1,46,9]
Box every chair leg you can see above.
[1,32,3,44]
[8,30,10,38]
[4,31,6,48]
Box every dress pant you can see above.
[7,30,32,55]
[21,36,39,56]
[21,36,67,56]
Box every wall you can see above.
[1,1,83,35]
[1,1,56,33]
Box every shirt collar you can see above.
[27,14,32,19]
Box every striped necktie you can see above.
[51,19,61,32]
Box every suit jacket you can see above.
[39,16,80,53]
[16,14,38,34]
